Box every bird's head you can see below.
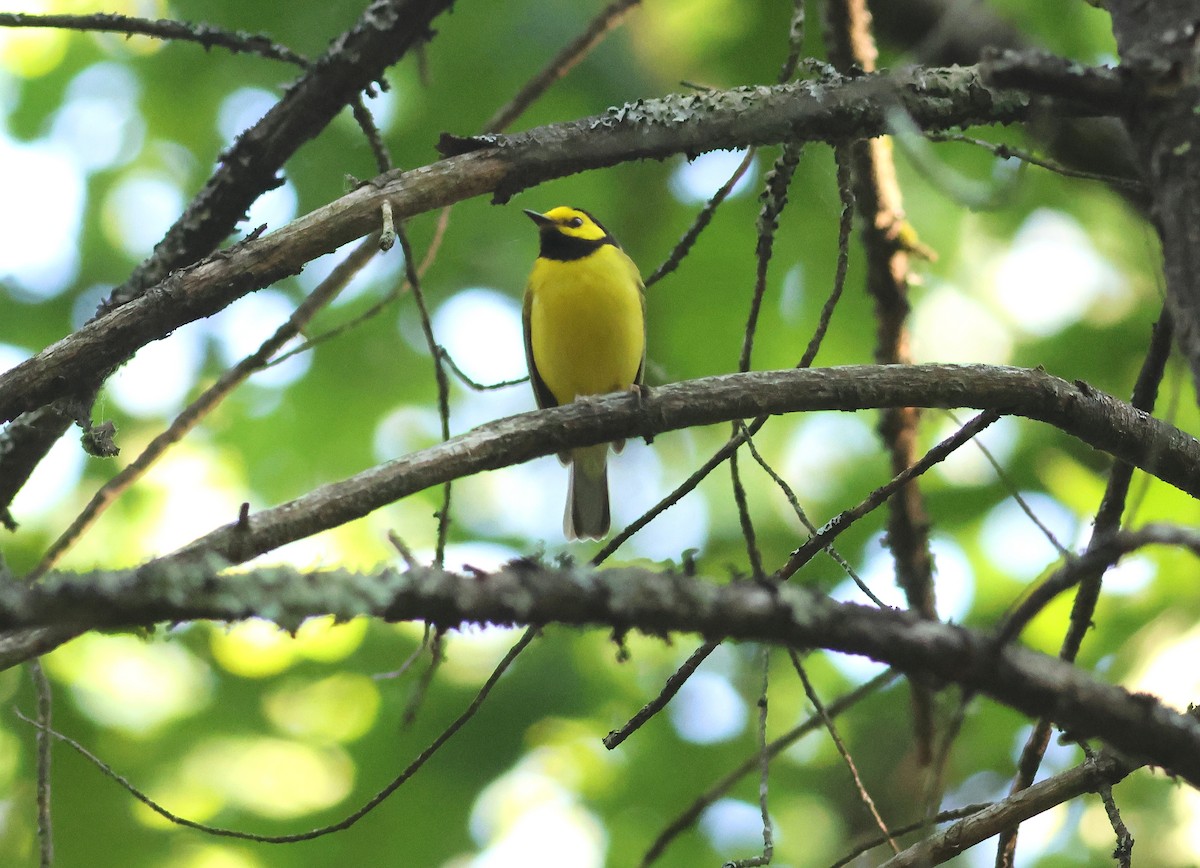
[524,206,611,243]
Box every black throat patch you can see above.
[539,230,615,262]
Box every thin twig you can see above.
[350,96,393,175]
[373,622,431,681]
[265,173,454,371]
[775,411,1001,583]
[482,0,643,133]
[386,529,421,570]
[928,132,1145,193]
[1083,743,1134,867]
[790,650,898,853]
[941,409,1069,557]
[725,648,775,868]
[0,11,308,65]
[401,629,444,727]
[647,0,806,293]
[30,661,53,868]
[640,670,900,866]
[798,146,855,369]
[741,143,802,374]
[645,150,756,289]
[828,803,994,868]
[740,424,887,608]
[14,628,535,842]
[603,641,717,749]
[396,229,453,566]
[730,450,766,581]
[438,348,528,391]
[777,0,807,83]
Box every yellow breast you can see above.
[527,245,645,404]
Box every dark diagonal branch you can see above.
[110,0,454,308]
[0,0,455,527]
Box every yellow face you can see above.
[530,206,610,242]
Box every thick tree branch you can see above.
[0,64,1108,427]
[142,364,1200,570]
[6,560,1200,789]
[1105,1,1200,397]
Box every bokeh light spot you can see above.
[44,634,211,735]
[104,172,185,258]
[669,149,756,203]
[669,671,746,744]
[263,672,380,743]
[210,619,299,679]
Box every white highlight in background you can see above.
[670,149,756,202]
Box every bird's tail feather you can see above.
[565,445,610,540]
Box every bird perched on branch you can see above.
[523,206,646,540]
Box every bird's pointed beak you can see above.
[524,208,553,228]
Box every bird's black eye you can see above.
[567,216,584,228]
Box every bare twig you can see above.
[1083,743,1134,867]
[928,132,1145,193]
[775,411,1000,583]
[741,425,887,607]
[267,205,453,370]
[30,661,53,868]
[790,650,898,853]
[725,648,775,868]
[645,151,755,289]
[15,628,534,842]
[395,229,453,566]
[482,0,642,133]
[641,670,899,866]
[604,641,717,749]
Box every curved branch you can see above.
[6,558,1200,789]
[147,364,1200,569]
[0,64,1110,424]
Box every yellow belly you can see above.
[528,246,644,403]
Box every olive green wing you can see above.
[522,284,559,411]
[626,249,647,388]
[612,249,646,457]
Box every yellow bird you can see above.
[523,206,646,540]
